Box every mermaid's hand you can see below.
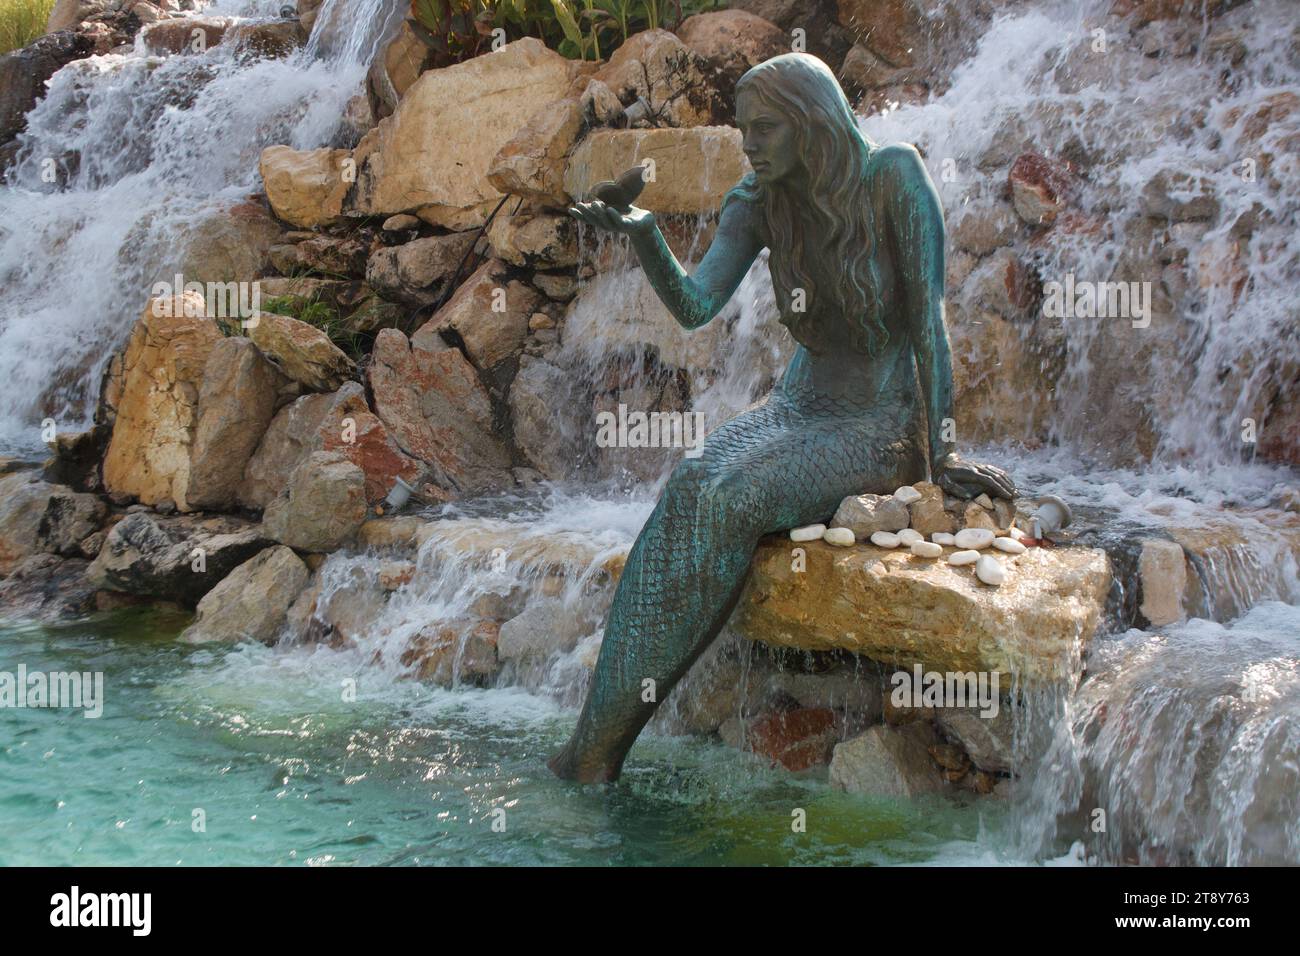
[934,453,1016,501]
[568,199,656,238]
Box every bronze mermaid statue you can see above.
[549,52,1015,783]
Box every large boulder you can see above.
[676,10,789,90]
[0,555,97,621]
[591,29,718,127]
[186,337,286,511]
[734,538,1111,683]
[177,200,284,284]
[563,127,748,215]
[86,512,271,605]
[101,294,222,511]
[364,231,477,306]
[411,259,540,371]
[347,38,580,228]
[259,145,352,229]
[830,722,946,798]
[0,472,107,575]
[0,30,94,146]
[262,451,368,552]
[366,329,512,497]
[486,211,577,269]
[179,545,310,644]
[247,311,356,392]
[238,382,419,509]
[486,96,584,207]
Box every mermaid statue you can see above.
[549,52,1015,783]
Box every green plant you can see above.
[0,0,54,55]
[261,294,368,359]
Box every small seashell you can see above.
[910,540,943,558]
[893,486,923,505]
[870,531,901,549]
[823,526,855,547]
[948,549,980,566]
[790,524,826,542]
[993,537,1027,554]
[975,554,1005,586]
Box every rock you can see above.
[830,722,945,798]
[743,707,841,772]
[258,145,352,229]
[1138,537,1188,626]
[348,38,579,226]
[131,2,165,24]
[1139,167,1219,221]
[892,485,922,504]
[186,337,285,511]
[411,259,539,371]
[262,451,367,552]
[677,9,788,90]
[139,17,234,56]
[0,554,96,621]
[992,536,1026,555]
[176,200,283,284]
[823,527,855,547]
[41,424,109,492]
[367,20,429,116]
[896,528,923,546]
[1008,152,1076,226]
[101,294,221,511]
[381,214,421,233]
[486,212,577,269]
[950,201,1020,255]
[45,0,112,31]
[953,527,995,550]
[239,382,419,508]
[225,19,304,59]
[790,524,826,542]
[907,481,956,537]
[910,540,942,558]
[831,492,909,537]
[869,531,901,548]
[247,311,356,392]
[948,549,979,566]
[486,96,584,207]
[592,29,718,127]
[497,599,593,661]
[366,329,512,497]
[737,540,1111,681]
[0,473,107,575]
[291,235,368,277]
[975,493,993,509]
[974,554,1005,586]
[932,532,955,546]
[400,619,500,685]
[508,354,583,480]
[365,231,477,306]
[937,706,1016,774]
[376,559,415,590]
[564,127,748,215]
[0,30,94,146]
[356,516,425,551]
[86,512,270,605]
[178,545,309,644]
[963,501,1000,532]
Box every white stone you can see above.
[931,532,956,546]
[823,526,855,547]
[897,528,924,546]
[1008,525,1026,540]
[954,528,996,550]
[790,524,826,543]
[869,531,901,549]
[948,549,980,566]
[893,486,923,505]
[976,554,1006,586]
[910,540,943,558]
[993,536,1027,554]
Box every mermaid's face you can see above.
[736,88,800,185]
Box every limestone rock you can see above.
[592,29,717,128]
[907,481,956,537]
[399,619,500,685]
[1138,537,1188,626]
[0,554,96,621]
[831,492,909,537]
[411,259,539,371]
[486,212,577,269]
[140,17,234,56]
[179,545,309,644]
[366,329,512,497]
[247,311,356,392]
[1008,152,1077,226]
[0,473,107,575]
[736,539,1111,682]
[741,707,841,772]
[365,231,477,306]
[677,9,788,90]
[486,97,584,207]
[186,337,285,511]
[830,722,945,798]
[0,30,94,146]
[86,512,270,606]
[101,294,221,511]
[508,354,583,481]
[937,706,1016,774]
[45,0,112,32]
[262,451,367,552]
[225,19,304,59]
[497,599,595,662]
[259,145,352,229]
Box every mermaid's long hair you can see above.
[725,53,887,356]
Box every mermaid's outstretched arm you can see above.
[571,195,766,330]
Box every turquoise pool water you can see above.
[0,609,1013,866]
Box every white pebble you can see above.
[897,528,924,546]
[910,540,943,558]
[931,532,956,546]
[976,554,1005,586]
[790,524,826,542]
[1008,525,1026,541]
[893,486,923,505]
[993,536,1027,554]
[954,528,996,550]
[948,549,980,566]
[870,531,901,549]
[823,527,856,547]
